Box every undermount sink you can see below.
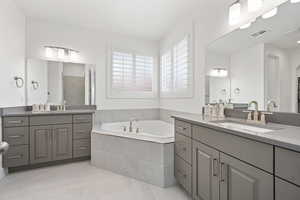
[217,122,274,133]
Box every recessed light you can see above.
[297,40,300,44]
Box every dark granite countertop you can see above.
[172,113,300,152]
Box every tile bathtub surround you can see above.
[94,108,160,124]
[91,133,176,187]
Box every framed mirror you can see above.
[26,59,96,106]
[205,1,300,113]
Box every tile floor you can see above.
[0,161,191,200]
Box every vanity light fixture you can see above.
[291,0,300,3]
[45,46,80,61]
[209,68,228,77]
[229,1,241,26]
[248,0,263,12]
[262,7,278,19]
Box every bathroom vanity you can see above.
[2,110,94,172]
[173,115,300,200]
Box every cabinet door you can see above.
[52,124,73,161]
[30,125,52,164]
[276,178,300,200]
[220,153,273,200]
[193,140,219,200]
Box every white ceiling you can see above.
[13,0,214,41]
[208,1,300,54]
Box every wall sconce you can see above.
[229,1,241,25]
[209,68,228,77]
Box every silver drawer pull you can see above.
[8,120,23,124]
[8,135,24,138]
[212,158,219,177]
[79,147,88,150]
[220,162,226,182]
[8,155,23,160]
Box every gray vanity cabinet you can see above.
[30,124,73,164]
[192,140,219,200]
[219,153,273,200]
[52,124,73,161]
[30,125,52,164]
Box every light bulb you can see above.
[248,0,263,12]
[229,1,241,26]
[209,68,228,77]
[262,7,278,19]
[45,47,54,58]
[291,0,300,3]
[57,48,65,59]
[297,40,300,44]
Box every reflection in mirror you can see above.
[26,59,96,106]
[205,1,300,113]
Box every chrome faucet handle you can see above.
[260,112,273,124]
[243,110,253,121]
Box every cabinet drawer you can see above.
[175,120,191,137]
[73,139,91,158]
[3,145,29,168]
[192,125,273,173]
[3,117,28,127]
[276,178,300,200]
[275,147,300,186]
[3,127,29,145]
[73,114,92,124]
[175,155,192,194]
[30,115,72,126]
[73,123,92,139]
[175,133,192,164]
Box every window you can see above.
[160,36,193,97]
[108,50,155,98]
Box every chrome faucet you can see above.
[267,100,277,112]
[244,100,273,124]
[129,118,137,132]
[248,101,258,111]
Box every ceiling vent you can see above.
[251,30,267,38]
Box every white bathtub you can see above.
[93,120,174,143]
[91,120,175,187]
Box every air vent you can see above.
[251,30,267,38]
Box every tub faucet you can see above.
[129,118,137,132]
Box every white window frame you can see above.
[106,47,158,99]
[160,35,194,98]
